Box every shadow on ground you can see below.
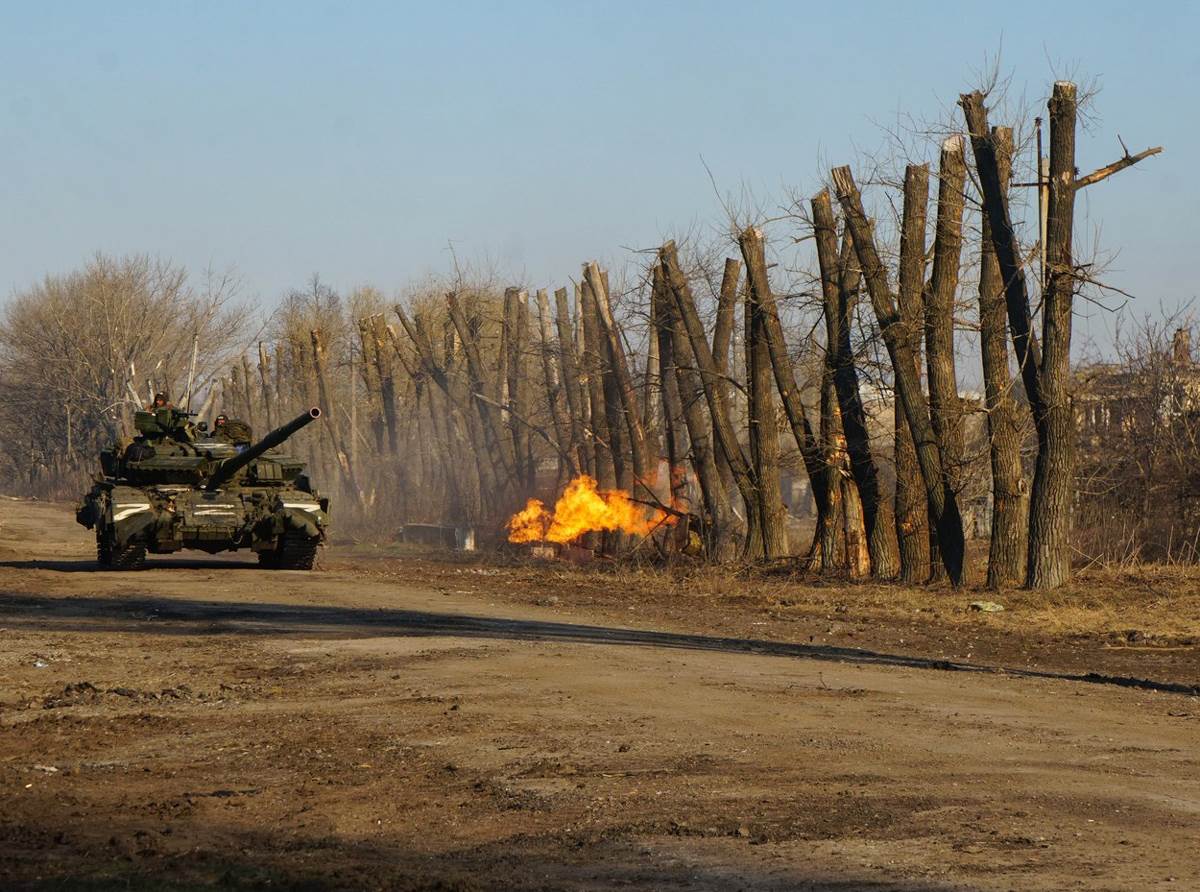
[1,592,1195,697]
[1,817,966,892]
[0,556,258,573]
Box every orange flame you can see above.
[507,475,675,544]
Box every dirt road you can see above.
[1,499,1197,890]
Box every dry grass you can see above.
[348,539,1200,646]
[664,563,1200,642]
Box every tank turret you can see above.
[206,407,322,491]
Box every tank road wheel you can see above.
[260,532,318,570]
[97,530,146,570]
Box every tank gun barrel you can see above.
[205,407,321,491]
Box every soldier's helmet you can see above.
[152,391,171,409]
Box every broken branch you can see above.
[1073,145,1163,191]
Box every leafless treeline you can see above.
[0,80,1167,589]
[0,254,248,494]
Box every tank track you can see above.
[259,533,318,570]
[97,531,146,570]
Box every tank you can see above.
[76,407,329,570]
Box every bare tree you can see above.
[895,164,932,583]
[661,240,761,558]
[831,165,967,586]
[310,327,366,513]
[961,83,1161,588]
[812,191,899,578]
[924,135,969,580]
[650,263,691,553]
[974,126,1029,588]
[534,288,577,483]
[654,260,740,560]
[740,226,790,559]
[257,342,276,431]
[586,262,653,492]
[553,286,590,476]
[579,279,617,489]
[0,255,248,496]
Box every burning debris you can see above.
[507,475,675,545]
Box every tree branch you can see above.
[1073,145,1163,191]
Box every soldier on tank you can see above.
[212,414,253,447]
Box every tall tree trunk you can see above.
[959,92,1048,586]
[742,225,819,559]
[830,165,966,587]
[740,227,789,559]
[586,262,653,490]
[814,222,853,574]
[742,227,829,532]
[976,126,1029,588]
[961,84,1158,587]
[840,451,869,579]
[601,319,632,493]
[502,288,534,492]
[357,318,385,454]
[711,258,741,511]
[656,260,739,560]
[241,357,258,433]
[595,270,631,491]
[535,288,577,483]
[369,315,399,456]
[553,286,590,477]
[291,336,324,474]
[895,164,931,583]
[396,303,503,517]
[579,280,617,489]
[924,135,969,581]
[812,190,899,578]
[411,377,432,517]
[651,263,692,554]
[444,292,519,493]
[294,337,331,478]
[257,342,275,432]
[642,315,660,445]
[833,233,872,578]
[818,350,847,572]
[228,363,244,423]
[1027,82,1080,590]
[741,286,764,561]
[712,258,740,383]
[592,274,632,552]
[273,341,287,418]
[423,367,470,526]
[310,328,367,513]
[661,241,760,558]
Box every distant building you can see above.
[1076,328,1200,448]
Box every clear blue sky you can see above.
[1,0,1193,349]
